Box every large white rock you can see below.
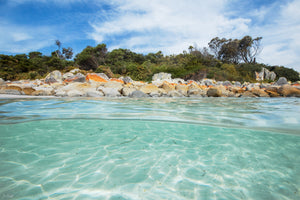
[97,86,121,97]
[152,72,172,81]
[45,70,62,84]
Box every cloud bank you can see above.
[89,0,250,53]
[0,0,299,71]
[89,0,300,71]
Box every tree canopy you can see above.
[0,36,299,82]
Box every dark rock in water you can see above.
[122,76,133,84]
[207,87,221,97]
[45,70,62,84]
[129,90,148,98]
[275,77,288,86]
[222,81,232,87]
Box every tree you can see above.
[75,44,107,70]
[208,37,227,59]
[28,51,42,59]
[219,39,240,64]
[238,36,262,63]
[54,40,73,60]
[62,47,73,59]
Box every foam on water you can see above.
[0,97,300,199]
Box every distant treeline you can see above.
[0,36,299,82]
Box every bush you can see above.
[271,66,299,82]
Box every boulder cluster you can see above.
[0,70,300,98]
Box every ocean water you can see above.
[0,97,299,200]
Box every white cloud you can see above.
[89,0,300,72]
[255,0,300,71]
[89,0,250,53]
[8,0,85,5]
[0,20,54,53]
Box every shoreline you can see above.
[0,94,56,99]
[1,71,300,98]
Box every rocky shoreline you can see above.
[0,70,300,98]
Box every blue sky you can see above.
[0,0,299,71]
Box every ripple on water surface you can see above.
[0,119,300,200]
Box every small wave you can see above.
[0,97,299,135]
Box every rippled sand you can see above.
[0,119,299,199]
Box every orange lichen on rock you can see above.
[162,81,177,86]
[110,78,124,84]
[86,74,107,82]
[187,80,196,85]
[63,77,78,83]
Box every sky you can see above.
[0,0,299,72]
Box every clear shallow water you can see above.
[0,97,299,199]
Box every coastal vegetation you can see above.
[0,36,299,82]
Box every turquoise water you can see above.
[0,97,299,199]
